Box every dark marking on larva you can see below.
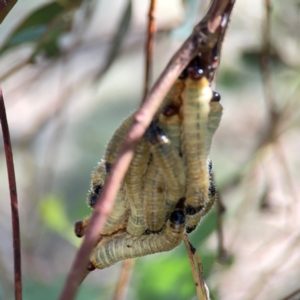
[176,197,186,209]
[208,181,216,197]
[163,104,180,117]
[186,204,204,215]
[146,122,166,144]
[170,210,185,224]
[105,162,112,173]
[157,187,163,193]
[208,160,213,174]
[186,226,196,234]
[179,68,188,79]
[89,184,102,207]
[185,206,198,215]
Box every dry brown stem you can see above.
[0,87,22,300]
[183,234,208,300]
[143,0,157,101]
[112,259,135,300]
[112,2,159,298]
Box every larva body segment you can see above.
[125,138,150,236]
[182,77,212,211]
[159,114,181,152]
[143,160,166,232]
[75,72,224,270]
[159,79,184,113]
[89,161,129,235]
[205,102,223,156]
[105,114,134,165]
[90,210,185,270]
[149,128,185,215]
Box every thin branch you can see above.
[260,0,277,119]
[193,251,210,300]
[0,0,17,23]
[112,259,135,300]
[183,234,207,300]
[59,1,235,299]
[143,0,157,101]
[0,87,22,300]
[112,2,158,298]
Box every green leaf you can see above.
[135,254,195,300]
[39,194,81,247]
[0,2,64,54]
[189,208,218,247]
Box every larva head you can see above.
[181,53,216,81]
[87,160,107,208]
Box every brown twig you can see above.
[193,250,210,299]
[143,0,157,101]
[59,1,235,299]
[0,87,22,300]
[260,0,278,126]
[0,0,17,23]
[112,2,158,298]
[112,259,135,300]
[183,234,208,300]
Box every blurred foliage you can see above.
[0,1,82,61]
[39,194,81,247]
[23,277,110,300]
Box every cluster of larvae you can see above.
[75,64,223,270]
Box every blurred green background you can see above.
[1,0,300,299]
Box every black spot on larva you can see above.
[170,210,185,224]
[176,197,186,209]
[144,229,151,235]
[209,181,216,197]
[186,226,196,234]
[179,68,188,79]
[93,185,102,195]
[89,185,102,207]
[89,194,98,207]
[105,162,112,173]
[212,91,221,102]
[146,122,165,144]
[208,160,213,174]
[185,206,198,215]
